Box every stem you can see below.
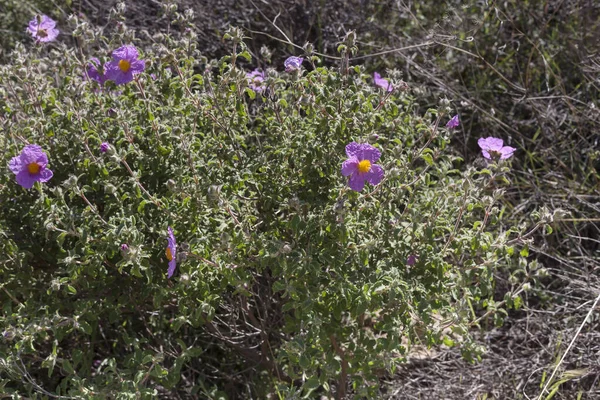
[330,335,348,400]
[120,158,163,208]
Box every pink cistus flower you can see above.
[446,115,460,129]
[27,15,59,43]
[284,56,303,72]
[341,142,385,192]
[166,227,177,278]
[247,69,265,93]
[100,142,110,153]
[105,45,146,85]
[478,137,516,160]
[373,72,392,92]
[86,58,106,85]
[9,145,54,189]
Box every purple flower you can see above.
[477,137,516,160]
[86,58,106,85]
[407,254,417,266]
[247,69,265,93]
[27,15,59,43]
[120,243,129,252]
[373,72,392,92]
[100,142,110,153]
[446,115,460,129]
[166,227,177,278]
[105,45,146,85]
[341,142,385,192]
[150,73,157,80]
[284,56,303,72]
[8,145,54,189]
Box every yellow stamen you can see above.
[118,59,131,72]
[357,159,371,174]
[27,163,40,174]
[165,247,173,261]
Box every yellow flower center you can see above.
[118,59,131,72]
[165,247,173,261]
[38,29,48,38]
[27,163,40,174]
[357,159,371,174]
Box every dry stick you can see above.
[435,41,526,93]
[1,286,22,306]
[536,292,600,400]
[120,158,163,208]
[78,192,109,226]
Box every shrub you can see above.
[0,8,530,399]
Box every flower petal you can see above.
[479,137,504,151]
[365,164,384,186]
[129,59,146,74]
[358,144,381,163]
[27,21,37,35]
[8,156,23,175]
[39,15,57,29]
[477,137,488,150]
[105,63,134,85]
[40,28,59,42]
[345,143,381,162]
[113,45,138,61]
[481,150,492,160]
[348,173,366,192]
[15,170,37,189]
[20,145,45,165]
[38,168,53,183]
[167,259,177,278]
[499,146,516,159]
[345,142,361,158]
[341,157,358,176]
[168,227,176,245]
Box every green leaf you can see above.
[62,359,74,375]
[421,153,434,166]
[239,50,252,62]
[245,88,256,100]
[302,376,320,398]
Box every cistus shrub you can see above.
[0,7,526,400]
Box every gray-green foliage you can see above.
[0,7,532,400]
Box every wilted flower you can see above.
[341,142,385,192]
[27,15,59,43]
[247,69,265,93]
[284,56,303,72]
[86,58,106,85]
[2,329,15,341]
[166,227,177,278]
[100,142,110,153]
[373,72,392,92]
[120,243,129,252]
[9,145,54,189]
[446,115,460,129]
[407,254,417,266]
[105,45,146,85]
[477,137,516,160]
